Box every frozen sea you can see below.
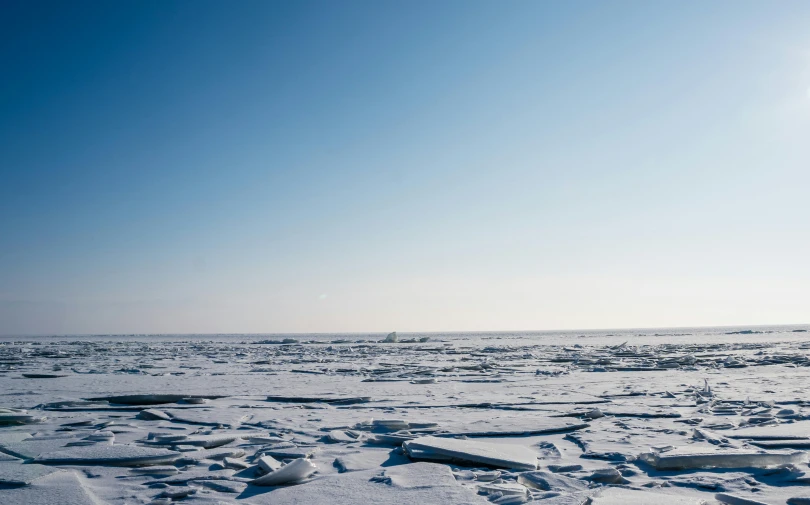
[1,324,810,504]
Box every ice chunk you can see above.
[640,447,807,470]
[34,444,181,466]
[714,493,770,505]
[250,457,317,486]
[372,419,411,431]
[478,481,528,497]
[260,442,317,459]
[404,435,538,470]
[327,430,359,443]
[137,409,172,421]
[257,454,282,474]
[224,456,249,469]
[383,332,398,343]
[516,471,589,492]
[586,467,628,484]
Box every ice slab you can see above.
[641,448,807,470]
[714,493,770,505]
[333,449,406,472]
[251,458,318,486]
[404,436,537,470]
[728,423,810,440]
[149,433,241,448]
[516,471,589,492]
[0,435,79,459]
[34,444,182,466]
[244,462,490,504]
[750,440,810,449]
[265,395,370,405]
[137,409,172,421]
[254,455,279,474]
[162,409,250,427]
[435,417,588,437]
[86,394,224,405]
[0,413,45,425]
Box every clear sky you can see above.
[1,1,808,335]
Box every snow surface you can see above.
[1,325,810,504]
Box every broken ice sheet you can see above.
[86,394,225,405]
[565,420,689,462]
[727,422,810,440]
[403,436,538,470]
[244,462,490,504]
[640,447,807,470]
[333,448,407,472]
[33,444,182,466]
[0,459,63,486]
[433,417,588,437]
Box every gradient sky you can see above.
[1,1,809,335]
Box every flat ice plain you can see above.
[2,325,810,505]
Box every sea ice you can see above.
[0,459,62,485]
[403,436,538,470]
[34,444,182,466]
[250,458,318,486]
[641,447,807,470]
[246,462,490,504]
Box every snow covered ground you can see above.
[1,325,810,504]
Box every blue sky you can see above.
[1,1,808,335]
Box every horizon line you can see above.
[1,322,808,338]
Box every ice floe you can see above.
[404,436,538,470]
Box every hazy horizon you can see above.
[2,1,809,335]
[2,323,808,339]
